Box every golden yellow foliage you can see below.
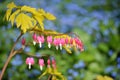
[21,6,37,14]
[9,10,20,26]
[33,15,44,31]
[5,9,12,21]
[38,67,66,80]
[45,12,56,20]
[7,2,16,9]
[15,13,33,33]
[4,2,56,33]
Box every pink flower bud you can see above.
[65,38,69,44]
[69,38,74,47]
[74,37,79,44]
[52,59,56,69]
[21,37,26,49]
[47,59,51,68]
[21,37,26,45]
[26,57,34,69]
[79,45,84,52]
[39,59,44,70]
[70,38,73,45]
[32,33,37,45]
[78,41,84,51]
[74,37,84,52]
[47,36,52,48]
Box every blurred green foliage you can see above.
[0,0,120,80]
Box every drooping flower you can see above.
[21,37,26,49]
[74,37,84,51]
[59,38,65,50]
[32,33,37,45]
[53,38,60,50]
[70,38,74,46]
[37,35,44,48]
[47,59,51,68]
[26,57,34,69]
[65,37,69,44]
[52,59,56,69]
[65,37,70,47]
[78,42,84,51]
[39,59,44,71]
[47,36,52,48]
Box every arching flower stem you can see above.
[0,32,23,80]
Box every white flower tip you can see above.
[40,66,43,71]
[33,41,36,45]
[48,43,51,48]
[60,46,62,50]
[28,63,31,69]
[60,44,62,50]
[56,46,58,50]
[39,43,42,48]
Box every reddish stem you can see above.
[0,32,23,80]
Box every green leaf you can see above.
[88,62,103,73]
[98,43,109,53]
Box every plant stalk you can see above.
[0,32,23,80]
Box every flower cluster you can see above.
[25,57,56,70]
[32,33,84,51]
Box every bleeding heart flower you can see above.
[59,38,65,50]
[53,38,60,50]
[26,57,34,69]
[47,36,52,48]
[37,35,44,48]
[39,59,44,71]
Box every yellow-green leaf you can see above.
[45,12,56,20]
[21,6,37,14]
[53,69,66,80]
[7,2,16,9]
[38,9,46,15]
[31,18,37,27]
[4,2,17,21]
[63,46,72,54]
[4,9,12,21]
[38,69,47,79]
[15,13,33,33]
[9,10,20,26]
[38,67,52,79]
[34,15,44,31]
